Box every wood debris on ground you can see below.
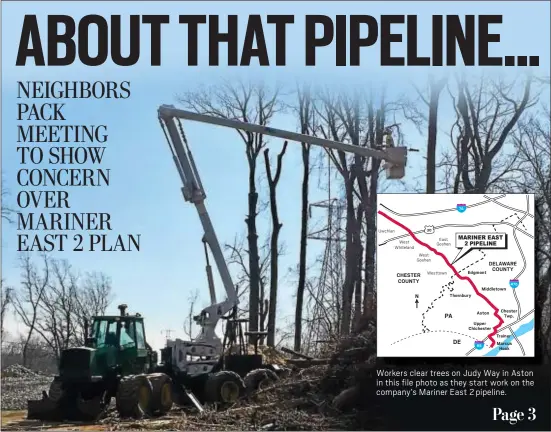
[1,321,382,431]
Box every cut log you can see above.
[281,347,313,360]
[285,358,330,367]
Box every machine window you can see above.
[94,320,108,348]
[135,321,146,349]
[96,320,117,348]
[119,323,136,349]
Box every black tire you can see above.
[76,391,109,421]
[147,373,173,415]
[243,368,278,395]
[204,371,245,405]
[116,374,153,419]
[48,380,64,403]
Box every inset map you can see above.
[376,194,535,358]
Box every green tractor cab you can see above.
[84,305,155,377]
[27,304,171,422]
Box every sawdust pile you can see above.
[1,365,52,411]
[2,365,42,378]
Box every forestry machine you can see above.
[153,105,409,401]
[27,304,174,421]
[25,106,408,423]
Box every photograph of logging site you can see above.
[1,1,550,431]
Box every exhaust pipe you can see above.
[118,304,128,316]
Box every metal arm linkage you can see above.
[158,112,237,349]
[158,105,408,167]
[157,104,409,375]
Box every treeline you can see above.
[178,73,550,359]
[1,254,112,367]
[1,339,58,374]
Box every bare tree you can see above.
[294,85,314,351]
[179,81,282,342]
[2,181,14,340]
[315,88,399,334]
[425,77,448,194]
[1,280,13,340]
[2,179,14,224]
[452,74,535,193]
[515,110,551,267]
[12,255,113,361]
[514,108,551,359]
[359,92,396,320]
[73,271,113,345]
[225,235,275,322]
[1,335,57,373]
[535,197,551,361]
[406,76,448,193]
[440,75,548,360]
[183,289,200,340]
[34,259,80,359]
[315,91,358,335]
[12,254,50,366]
[264,141,288,346]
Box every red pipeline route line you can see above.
[378,210,504,348]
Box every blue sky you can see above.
[1,1,550,351]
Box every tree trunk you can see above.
[362,100,377,316]
[0,287,11,341]
[266,226,281,346]
[246,162,261,343]
[294,143,310,352]
[426,78,446,194]
[362,103,383,315]
[264,144,287,347]
[341,176,357,336]
[22,335,31,367]
[294,87,314,351]
[363,159,380,314]
[294,144,310,352]
[259,278,265,333]
[353,206,364,328]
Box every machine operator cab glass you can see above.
[90,316,148,373]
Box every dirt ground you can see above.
[1,402,348,431]
[1,409,196,431]
[1,411,111,431]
